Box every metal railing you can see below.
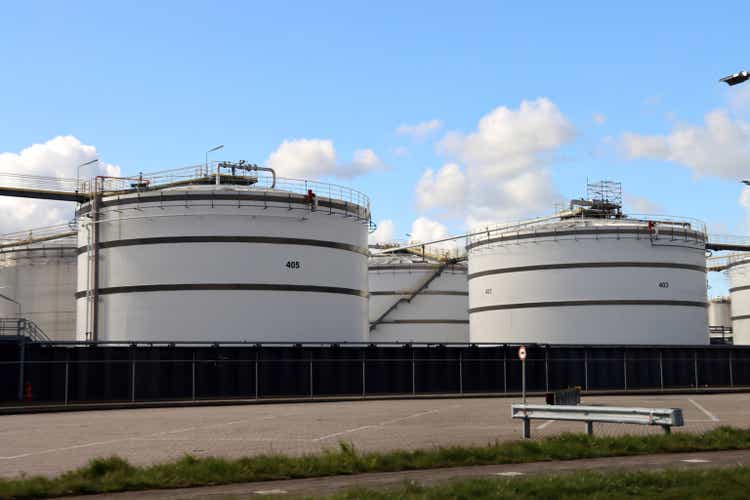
[512,404,684,438]
[0,318,50,342]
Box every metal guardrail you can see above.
[0,318,51,342]
[511,404,684,438]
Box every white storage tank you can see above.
[727,254,750,345]
[75,163,370,342]
[0,235,77,340]
[707,296,732,342]
[468,206,708,345]
[368,252,468,343]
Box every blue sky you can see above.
[2,2,750,292]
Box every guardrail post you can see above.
[662,425,671,435]
[522,417,531,439]
[586,421,594,436]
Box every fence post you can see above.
[729,350,734,387]
[584,350,589,391]
[255,350,259,400]
[411,348,416,395]
[361,351,366,398]
[17,339,25,402]
[623,350,628,391]
[459,350,463,395]
[191,351,196,401]
[544,348,549,392]
[694,351,699,388]
[131,357,136,402]
[503,349,507,393]
[659,351,664,391]
[309,353,314,399]
[64,354,69,405]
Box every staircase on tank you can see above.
[369,259,457,331]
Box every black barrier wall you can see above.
[1,343,750,404]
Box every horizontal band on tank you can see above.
[76,236,368,256]
[731,314,750,321]
[74,283,368,299]
[729,285,750,293]
[370,290,468,296]
[368,265,467,272]
[468,261,706,279]
[0,246,77,256]
[469,299,708,314]
[466,228,705,250]
[75,191,368,218]
[373,319,470,324]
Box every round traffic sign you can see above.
[518,346,527,361]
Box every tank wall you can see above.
[77,191,368,342]
[469,234,708,345]
[708,301,731,328]
[368,266,468,343]
[0,249,76,340]
[729,263,750,345]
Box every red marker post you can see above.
[518,346,527,405]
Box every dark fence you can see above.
[2,342,750,404]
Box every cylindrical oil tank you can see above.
[368,253,468,343]
[708,297,731,329]
[468,217,708,345]
[0,237,77,340]
[76,172,370,342]
[727,254,750,345]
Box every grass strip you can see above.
[328,466,750,499]
[1,426,749,498]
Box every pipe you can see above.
[0,231,77,250]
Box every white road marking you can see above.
[688,399,720,422]
[314,409,442,441]
[495,471,525,476]
[536,420,554,430]
[254,489,288,495]
[0,415,300,460]
[681,459,710,463]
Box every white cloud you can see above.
[415,163,466,213]
[408,217,462,255]
[396,119,443,139]
[624,194,663,214]
[265,139,337,179]
[416,98,573,227]
[339,148,387,178]
[0,136,119,234]
[592,113,606,125]
[266,139,386,179]
[368,219,396,245]
[620,109,750,179]
[393,146,409,157]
